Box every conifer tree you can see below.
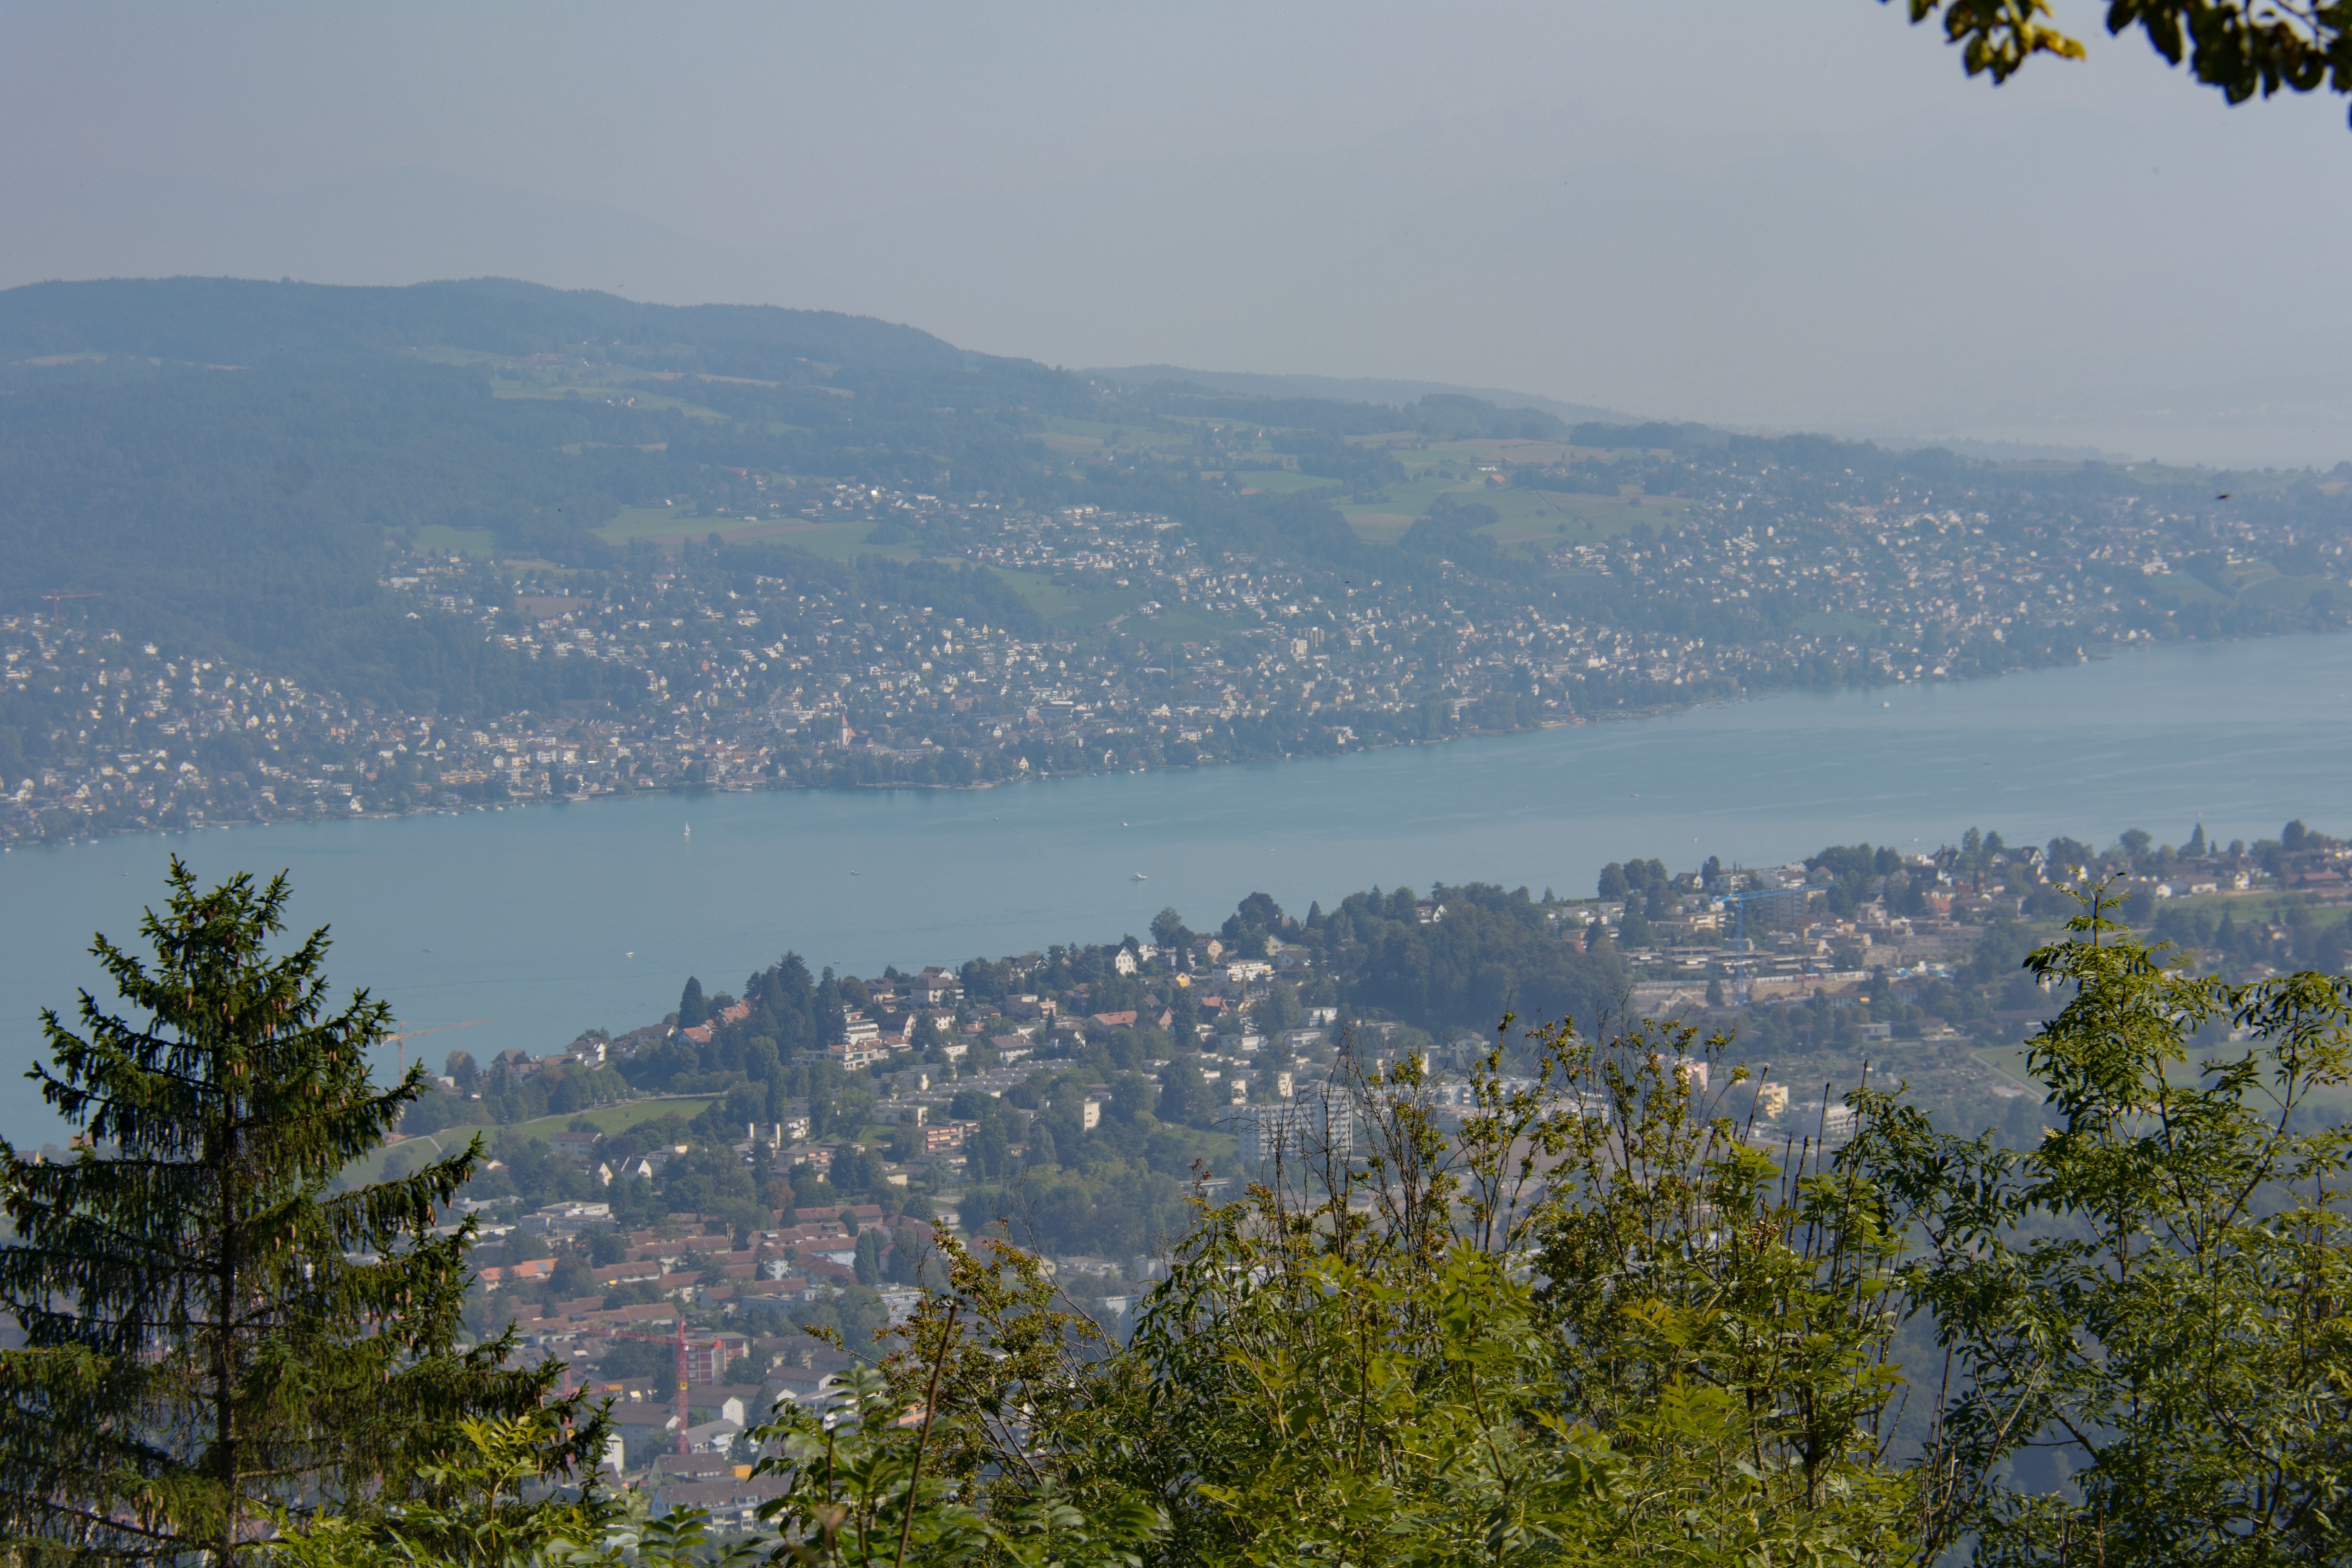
[0,861,594,1564]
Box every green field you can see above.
[1512,490,1694,534]
[1230,469,1346,497]
[1035,417,1192,451]
[591,508,927,560]
[1338,476,1690,549]
[594,507,809,545]
[411,523,497,557]
[1321,434,1703,549]
[995,570,1085,624]
[1972,1044,2036,1091]
[489,377,726,420]
[1408,437,1586,466]
[2233,570,2340,609]
[792,521,922,561]
[1341,511,1421,544]
[997,570,1146,631]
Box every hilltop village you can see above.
[317,817,2352,1512]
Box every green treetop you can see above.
[0,860,596,1566]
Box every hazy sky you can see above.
[6,2,2350,466]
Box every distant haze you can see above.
[4,2,2350,467]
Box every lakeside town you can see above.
[228,814,2347,1518]
[5,451,2347,847]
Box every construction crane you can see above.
[602,1316,729,1455]
[386,1018,489,1075]
[36,589,102,629]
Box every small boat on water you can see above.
[1132,871,1148,881]
[683,823,691,838]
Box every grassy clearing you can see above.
[1069,588,1157,630]
[590,510,891,554]
[1352,472,1471,511]
[2238,571,2340,609]
[995,570,1084,624]
[1414,437,1585,466]
[411,524,497,557]
[1122,600,1235,641]
[1342,512,1420,543]
[489,379,726,421]
[1973,1044,2036,1088]
[1337,470,1686,545]
[787,521,922,561]
[1230,470,1347,497]
[1038,416,1191,447]
[994,568,1230,636]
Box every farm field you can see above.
[411,523,497,557]
[1339,474,1692,547]
[592,509,929,559]
[489,377,726,421]
[1035,416,1193,451]
[996,570,1147,631]
[1228,469,1346,496]
[594,508,811,546]
[781,520,921,561]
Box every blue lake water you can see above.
[3,632,2349,1145]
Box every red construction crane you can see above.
[603,1316,727,1455]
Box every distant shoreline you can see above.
[1,628,2290,854]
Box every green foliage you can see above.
[750,1338,1165,1567]
[265,1413,619,1568]
[0,861,594,1564]
[1855,891,2352,1564]
[888,1019,1919,1567]
[1898,0,2352,122]
[1050,1027,1917,1566]
[1313,882,1625,1036]
[1892,0,2086,82]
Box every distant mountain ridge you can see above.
[0,276,1057,390]
[1087,362,1638,429]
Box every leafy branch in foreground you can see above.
[1852,888,2352,1564]
[1894,0,2352,120]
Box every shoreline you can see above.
[0,628,2286,854]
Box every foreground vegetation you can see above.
[6,867,2352,1566]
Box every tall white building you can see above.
[1234,1084,1356,1172]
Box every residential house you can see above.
[548,1130,602,1165]
[680,1418,741,1455]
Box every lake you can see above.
[2,632,2348,1145]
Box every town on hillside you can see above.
[313,815,2352,1517]
[12,430,2349,846]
